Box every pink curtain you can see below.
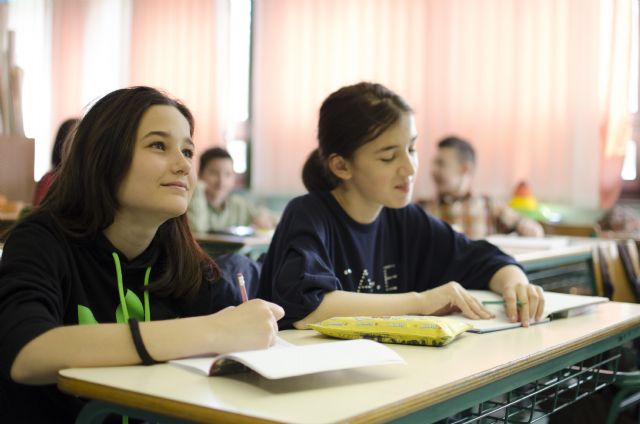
[599,0,634,208]
[49,0,229,159]
[129,0,228,157]
[251,0,632,208]
[46,0,635,206]
[251,0,431,196]
[51,0,88,132]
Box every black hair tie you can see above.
[128,318,158,365]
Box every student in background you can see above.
[32,117,80,206]
[188,147,276,234]
[0,87,283,422]
[421,136,544,239]
[259,82,544,330]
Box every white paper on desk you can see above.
[452,290,609,333]
[485,235,570,251]
[170,338,404,379]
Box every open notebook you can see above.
[455,290,609,333]
[170,338,405,379]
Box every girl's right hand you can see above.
[417,281,494,320]
[206,299,285,354]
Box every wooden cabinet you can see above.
[0,135,35,203]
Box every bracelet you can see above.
[128,318,158,365]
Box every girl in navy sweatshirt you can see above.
[260,82,544,330]
[0,86,283,422]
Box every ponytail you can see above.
[304,82,412,193]
[302,148,340,192]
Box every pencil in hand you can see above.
[236,272,249,303]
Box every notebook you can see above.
[169,338,405,379]
[455,290,609,333]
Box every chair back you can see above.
[592,240,640,302]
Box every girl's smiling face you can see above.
[116,105,196,223]
[333,113,418,222]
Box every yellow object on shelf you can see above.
[509,181,539,213]
[510,196,538,211]
[0,193,24,220]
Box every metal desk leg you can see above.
[76,400,195,424]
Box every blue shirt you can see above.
[259,191,518,328]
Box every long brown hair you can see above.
[40,86,218,299]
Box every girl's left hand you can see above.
[502,282,545,327]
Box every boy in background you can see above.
[421,136,543,239]
[188,147,275,233]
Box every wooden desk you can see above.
[0,135,35,202]
[59,302,640,423]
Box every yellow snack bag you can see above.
[309,315,472,346]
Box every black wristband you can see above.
[128,318,158,365]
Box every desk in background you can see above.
[196,232,603,296]
[193,232,272,260]
[194,232,602,297]
[489,236,602,296]
[516,244,597,295]
[59,301,639,424]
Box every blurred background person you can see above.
[32,118,80,207]
[188,147,276,234]
[420,136,544,239]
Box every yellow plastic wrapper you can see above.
[309,315,472,347]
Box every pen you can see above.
[482,300,523,306]
[236,272,249,303]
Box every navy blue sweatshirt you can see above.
[0,211,257,423]
[260,191,519,329]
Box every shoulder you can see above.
[40,170,56,183]
[188,182,207,207]
[272,192,338,237]
[384,203,456,238]
[190,182,207,199]
[281,192,340,225]
[7,211,64,241]
[1,211,72,267]
[282,192,328,214]
[387,202,433,222]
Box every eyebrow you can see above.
[374,135,418,154]
[142,130,194,147]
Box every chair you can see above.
[593,240,640,423]
[592,240,638,302]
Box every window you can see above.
[225,0,252,188]
[621,0,640,198]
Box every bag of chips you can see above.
[309,315,472,347]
